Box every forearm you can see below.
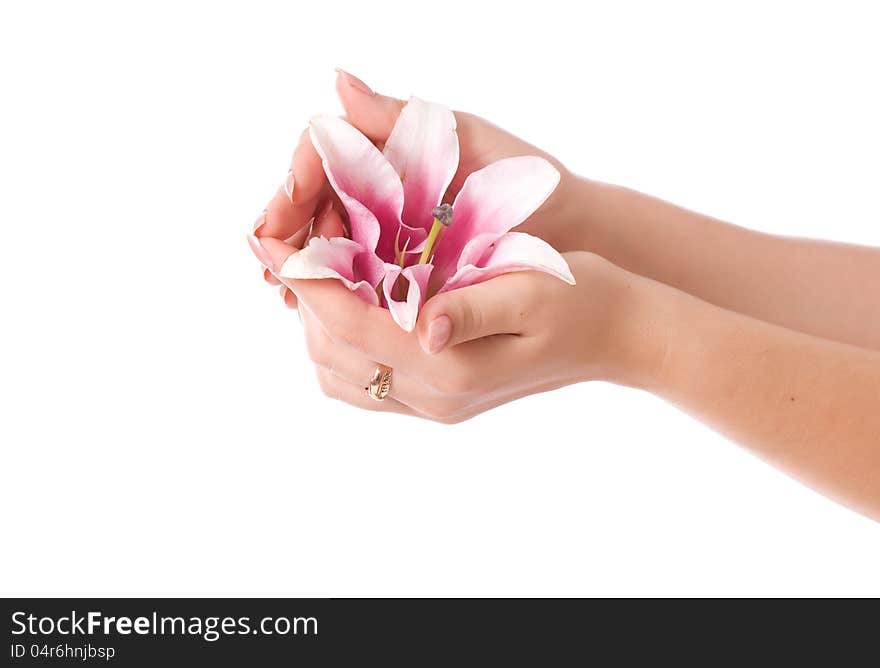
[567,176,880,350]
[622,275,880,520]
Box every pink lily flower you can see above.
[279,97,575,331]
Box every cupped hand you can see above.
[256,233,658,423]
[251,69,586,307]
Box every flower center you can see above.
[418,204,454,265]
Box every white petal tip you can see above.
[277,254,298,278]
[386,307,416,332]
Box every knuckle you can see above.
[305,331,330,367]
[316,370,338,400]
[328,319,363,350]
[459,303,482,339]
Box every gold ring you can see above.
[366,365,393,402]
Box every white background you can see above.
[2,1,878,597]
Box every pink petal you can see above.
[352,249,386,288]
[383,97,459,240]
[278,236,381,306]
[309,116,404,257]
[396,221,428,257]
[381,263,433,332]
[431,156,560,285]
[455,232,502,268]
[438,232,575,294]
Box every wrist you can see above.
[557,175,608,251]
[537,171,593,253]
[596,262,678,392]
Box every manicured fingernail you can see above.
[252,213,266,236]
[246,234,273,270]
[335,67,374,95]
[426,315,452,354]
[283,169,295,203]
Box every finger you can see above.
[335,68,405,143]
[300,306,441,412]
[416,273,537,354]
[307,201,346,241]
[256,236,424,372]
[261,227,308,293]
[253,222,309,281]
[256,128,328,241]
[314,366,416,417]
[275,264,422,372]
[280,285,298,309]
[254,237,527,393]
[264,267,281,286]
[436,377,578,424]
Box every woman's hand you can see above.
[247,71,880,519]
[254,230,880,518]
[251,69,588,308]
[256,236,657,423]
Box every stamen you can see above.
[396,236,411,267]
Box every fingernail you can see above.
[246,234,273,270]
[335,67,374,95]
[252,213,266,236]
[283,169,295,203]
[426,315,452,354]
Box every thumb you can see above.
[335,68,405,143]
[417,274,533,354]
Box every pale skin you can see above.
[250,70,880,521]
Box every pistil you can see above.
[418,204,454,265]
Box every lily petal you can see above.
[381,263,433,332]
[309,116,404,257]
[438,232,575,294]
[455,231,502,269]
[352,248,386,288]
[383,97,459,240]
[279,236,381,306]
[431,156,560,285]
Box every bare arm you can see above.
[255,73,880,350]
[255,235,880,520]
[633,272,880,519]
[250,74,880,519]
[562,178,880,350]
